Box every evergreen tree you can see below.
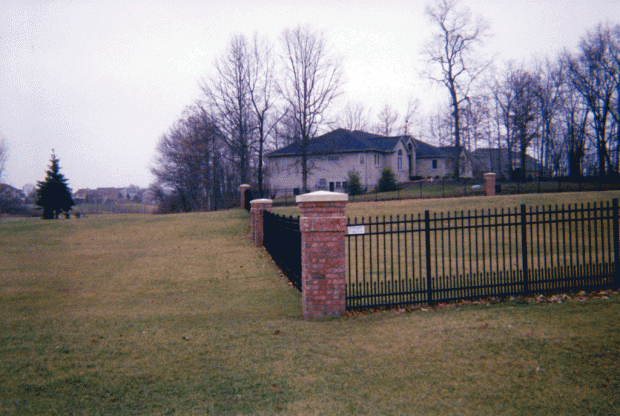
[377,168,398,193]
[346,170,364,196]
[36,150,74,219]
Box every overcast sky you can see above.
[1,0,618,191]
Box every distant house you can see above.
[0,184,26,202]
[412,139,472,179]
[471,148,544,181]
[73,189,93,204]
[265,129,472,197]
[73,187,125,204]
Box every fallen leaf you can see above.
[274,330,281,335]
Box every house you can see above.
[265,129,472,197]
[412,139,472,179]
[471,148,544,181]
[73,187,122,204]
[0,184,26,202]
[73,189,93,204]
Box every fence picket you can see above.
[614,199,620,291]
[263,211,301,291]
[345,199,619,310]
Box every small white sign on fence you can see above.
[347,225,366,235]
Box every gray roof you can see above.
[266,129,406,157]
[266,128,463,161]
[411,138,446,158]
[471,148,541,169]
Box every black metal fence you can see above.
[346,199,620,310]
[263,211,302,291]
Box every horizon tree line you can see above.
[151,1,620,212]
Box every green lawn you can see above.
[1,205,619,415]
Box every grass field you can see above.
[271,179,620,207]
[275,189,620,219]
[1,198,620,415]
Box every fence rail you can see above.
[346,199,620,310]
[263,211,302,291]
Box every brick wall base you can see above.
[484,173,496,196]
[297,193,348,319]
[250,199,272,247]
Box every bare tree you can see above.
[0,132,7,182]
[534,58,565,178]
[374,104,399,136]
[247,33,277,196]
[496,64,540,182]
[604,24,620,175]
[402,98,421,137]
[278,24,344,192]
[273,106,300,149]
[202,34,255,186]
[559,62,590,178]
[334,101,371,131]
[423,0,490,177]
[568,24,618,176]
[151,104,229,212]
[461,93,493,151]
[424,104,453,147]
[493,70,517,176]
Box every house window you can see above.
[397,150,403,171]
[318,178,327,189]
[328,155,339,161]
[280,158,288,170]
[359,154,365,165]
[374,154,380,166]
[432,159,438,170]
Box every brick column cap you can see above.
[250,198,273,205]
[484,172,496,177]
[296,191,348,203]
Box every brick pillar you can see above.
[484,173,496,196]
[240,184,250,208]
[250,199,272,247]
[296,191,348,319]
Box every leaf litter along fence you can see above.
[346,199,620,310]
[263,211,302,291]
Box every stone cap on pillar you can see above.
[250,198,273,206]
[295,191,348,203]
[484,172,496,177]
